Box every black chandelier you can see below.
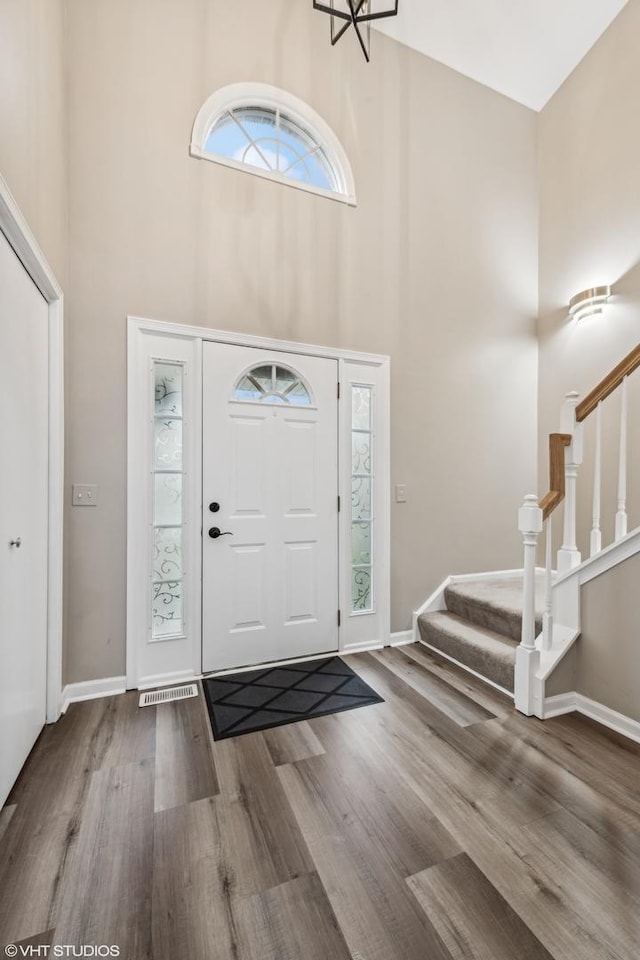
[313,1,399,63]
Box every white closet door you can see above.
[202,342,339,673]
[0,230,49,807]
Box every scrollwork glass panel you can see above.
[352,432,371,475]
[154,473,182,526]
[350,384,373,613]
[351,477,371,521]
[154,419,183,470]
[153,527,182,580]
[152,581,183,636]
[351,567,372,612]
[152,361,186,641]
[154,364,183,416]
[351,522,371,565]
[352,386,371,431]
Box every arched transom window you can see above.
[191,83,356,205]
[233,363,312,406]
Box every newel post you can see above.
[557,391,583,573]
[515,494,543,717]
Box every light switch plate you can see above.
[72,484,98,506]
[395,484,407,503]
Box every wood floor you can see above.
[1,643,639,959]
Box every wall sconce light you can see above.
[568,285,611,322]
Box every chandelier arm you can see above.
[355,0,398,22]
[351,16,371,61]
[331,19,353,44]
[312,2,351,20]
[356,9,399,22]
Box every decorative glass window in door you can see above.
[351,385,373,612]
[152,363,184,638]
[232,363,312,406]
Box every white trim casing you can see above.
[340,357,391,655]
[127,329,202,689]
[190,82,357,206]
[127,317,391,689]
[0,173,64,724]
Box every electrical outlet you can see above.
[72,484,98,506]
[395,484,407,503]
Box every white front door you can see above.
[202,342,339,673]
[0,230,49,807]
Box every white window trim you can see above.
[0,172,64,723]
[127,316,389,689]
[190,82,357,207]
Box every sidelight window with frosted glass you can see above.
[351,385,373,612]
[151,363,185,638]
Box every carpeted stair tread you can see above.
[444,574,544,644]
[418,611,518,692]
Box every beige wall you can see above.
[538,0,640,552]
[579,555,640,721]
[62,0,538,683]
[0,0,68,283]
[539,0,640,715]
[547,554,640,722]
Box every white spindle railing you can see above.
[515,344,640,718]
[590,401,602,557]
[615,375,628,541]
[557,391,582,573]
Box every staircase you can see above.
[413,342,640,718]
[418,575,543,693]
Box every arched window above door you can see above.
[190,82,356,205]
[232,362,313,406]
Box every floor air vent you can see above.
[139,684,198,707]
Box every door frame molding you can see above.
[0,173,64,723]
[127,315,391,688]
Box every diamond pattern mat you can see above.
[202,656,384,741]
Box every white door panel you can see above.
[0,231,49,808]
[202,343,338,672]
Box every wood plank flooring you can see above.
[1,643,639,959]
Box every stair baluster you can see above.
[590,401,603,557]
[557,391,583,573]
[542,516,553,651]
[615,375,628,541]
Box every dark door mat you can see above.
[202,656,384,741]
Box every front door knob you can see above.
[209,527,233,539]
[9,537,22,548]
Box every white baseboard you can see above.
[542,692,577,719]
[61,676,127,712]
[389,630,413,647]
[417,639,514,699]
[543,692,640,744]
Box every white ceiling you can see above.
[373,0,628,111]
